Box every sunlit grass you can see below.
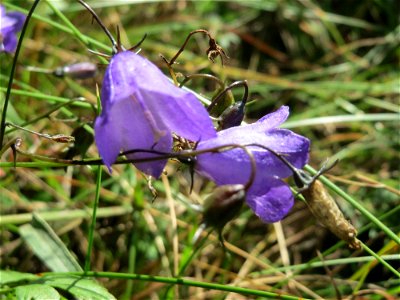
[1,0,399,299]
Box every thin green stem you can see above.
[360,241,400,278]
[122,227,137,299]
[4,2,110,52]
[0,0,42,148]
[45,0,86,45]
[179,232,212,276]
[164,231,212,298]
[0,87,92,108]
[84,165,103,272]
[283,113,400,128]
[267,205,400,290]
[43,271,310,300]
[4,99,82,135]
[46,0,109,63]
[0,206,132,225]
[260,255,400,275]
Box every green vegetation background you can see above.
[1,0,399,299]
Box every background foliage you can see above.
[1,0,399,299]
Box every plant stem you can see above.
[84,165,103,272]
[0,0,42,147]
[0,206,132,225]
[44,271,310,300]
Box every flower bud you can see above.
[218,102,245,129]
[208,88,234,117]
[53,62,97,79]
[202,184,246,230]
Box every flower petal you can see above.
[94,114,121,172]
[2,34,18,53]
[100,51,140,111]
[0,6,25,53]
[252,105,289,131]
[196,128,309,183]
[95,95,171,177]
[100,51,216,141]
[246,178,294,223]
[211,105,289,138]
[6,12,26,32]
[143,90,216,141]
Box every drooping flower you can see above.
[0,5,25,53]
[195,106,310,223]
[95,51,217,177]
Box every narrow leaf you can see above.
[19,214,83,272]
[42,275,116,300]
[15,284,60,300]
[0,270,38,286]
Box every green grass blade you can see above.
[19,214,83,272]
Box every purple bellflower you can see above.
[0,5,25,53]
[95,51,217,177]
[195,106,310,223]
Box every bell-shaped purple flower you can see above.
[195,106,310,223]
[95,51,217,177]
[0,5,25,53]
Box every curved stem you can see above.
[0,137,19,158]
[179,73,225,89]
[11,142,324,195]
[160,54,179,86]
[127,34,147,52]
[77,0,119,53]
[0,0,42,148]
[207,80,248,112]
[166,29,213,65]
[121,143,256,190]
[12,141,293,191]
[246,143,338,191]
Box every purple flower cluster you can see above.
[95,46,309,224]
[0,5,25,53]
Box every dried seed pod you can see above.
[206,36,229,65]
[301,179,361,249]
[49,134,75,143]
[53,62,97,79]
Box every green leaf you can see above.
[0,270,38,286]
[19,214,83,272]
[41,275,116,300]
[0,92,24,124]
[15,284,60,300]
